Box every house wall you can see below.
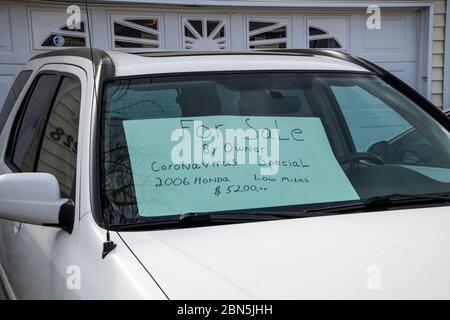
[443,0,449,110]
[432,0,446,108]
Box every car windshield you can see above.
[100,72,450,227]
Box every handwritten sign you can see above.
[123,116,359,217]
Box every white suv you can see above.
[1,49,450,299]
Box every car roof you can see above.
[109,51,369,77]
[30,48,371,78]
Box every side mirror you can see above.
[0,173,74,233]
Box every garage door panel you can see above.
[0,4,24,110]
[375,62,417,88]
[351,12,417,63]
[0,4,12,55]
[0,75,15,109]
[29,8,89,51]
[0,65,25,110]
[306,16,349,51]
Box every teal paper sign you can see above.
[123,116,359,217]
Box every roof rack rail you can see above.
[135,50,314,58]
[133,49,387,76]
[29,48,384,75]
[261,49,388,75]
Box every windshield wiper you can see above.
[109,211,284,231]
[179,211,282,224]
[110,193,450,231]
[261,193,450,217]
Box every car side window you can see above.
[36,76,81,200]
[8,74,59,172]
[0,70,32,134]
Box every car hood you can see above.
[119,206,450,299]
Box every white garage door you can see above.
[240,12,418,89]
[0,6,89,113]
[176,11,418,89]
[0,6,421,112]
[0,4,30,111]
[330,12,418,89]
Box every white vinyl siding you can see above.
[432,0,446,108]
